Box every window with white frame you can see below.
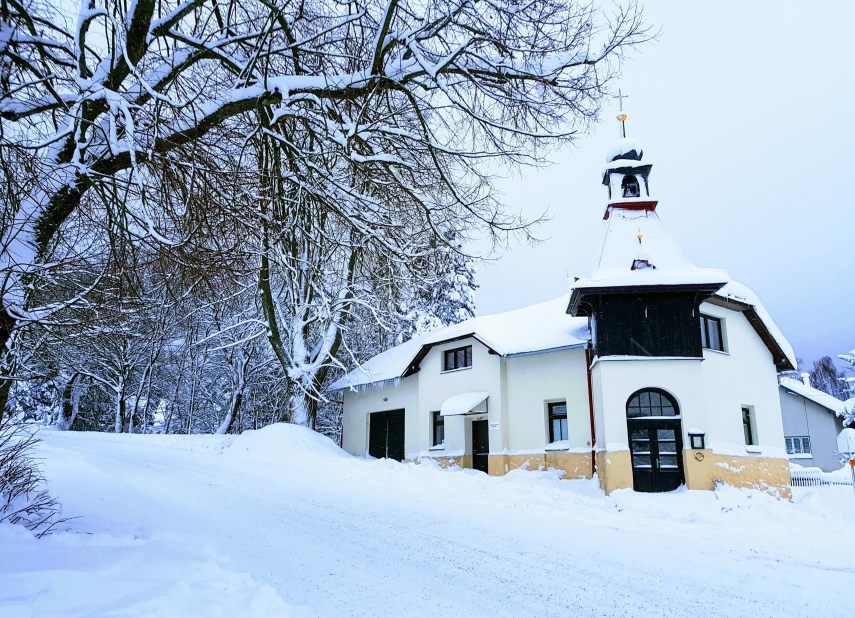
[785,436,811,456]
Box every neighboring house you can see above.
[779,375,846,472]
[330,130,796,497]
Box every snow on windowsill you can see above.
[428,445,445,451]
[546,441,569,452]
[440,366,472,375]
[703,348,730,356]
[788,454,813,460]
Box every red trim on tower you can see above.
[603,201,659,220]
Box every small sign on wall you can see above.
[489,422,500,432]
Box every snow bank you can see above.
[12,431,853,617]
[41,423,352,463]
[0,523,310,618]
[227,423,351,460]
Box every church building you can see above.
[330,121,795,497]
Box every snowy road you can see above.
[8,426,855,617]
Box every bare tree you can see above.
[0,0,650,426]
[809,356,847,401]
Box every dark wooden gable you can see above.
[581,289,714,359]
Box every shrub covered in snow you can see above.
[0,418,60,535]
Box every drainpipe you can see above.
[585,347,597,478]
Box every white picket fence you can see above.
[790,466,853,488]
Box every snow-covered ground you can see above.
[3,425,854,617]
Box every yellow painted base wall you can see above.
[683,450,792,499]
[408,455,472,470]
[487,453,592,479]
[414,450,790,499]
[596,449,792,499]
[595,451,633,494]
[412,453,593,480]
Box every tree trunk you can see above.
[0,308,17,421]
[56,373,81,431]
[115,394,125,434]
[290,391,309,427]
[216,389,244,435]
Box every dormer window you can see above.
[622,175,640,198]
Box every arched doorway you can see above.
[626,389,685,492]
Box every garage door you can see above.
[368,410,405,461]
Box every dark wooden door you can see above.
[627,418,684,492]
[472,420,489,473]
[368,410,405,461]
[386,410,405,462]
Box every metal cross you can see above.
[613,88,629,111]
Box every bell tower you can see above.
[601,102,656,219]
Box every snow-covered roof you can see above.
[568,208,797,371]
[607,137,643,162]
[713,279,796,370]
[574,208,730,291]
[779,377,846,417]
[329,295,590,391]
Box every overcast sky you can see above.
[474,0,855,370]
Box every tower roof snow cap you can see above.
[607,137,643,163]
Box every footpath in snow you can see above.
[2,424,854,617]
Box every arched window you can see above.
[626,388,679,418]
[622,174,640,198]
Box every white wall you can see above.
[340,339,596,460]
[699,303,786,457]
[591,358,707,451]
[504,348,591,451]
[417,338,503,456]
[341,375,419,457]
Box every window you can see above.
[443,345,472,371]
[700,314,724,352]
[431,411,444,447]
[622,174,640,198]
[785,437,811,456]
[742,407,756,445]
[626,389,679,418]
[548,402,568,443]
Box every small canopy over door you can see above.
[440,392,488,417]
